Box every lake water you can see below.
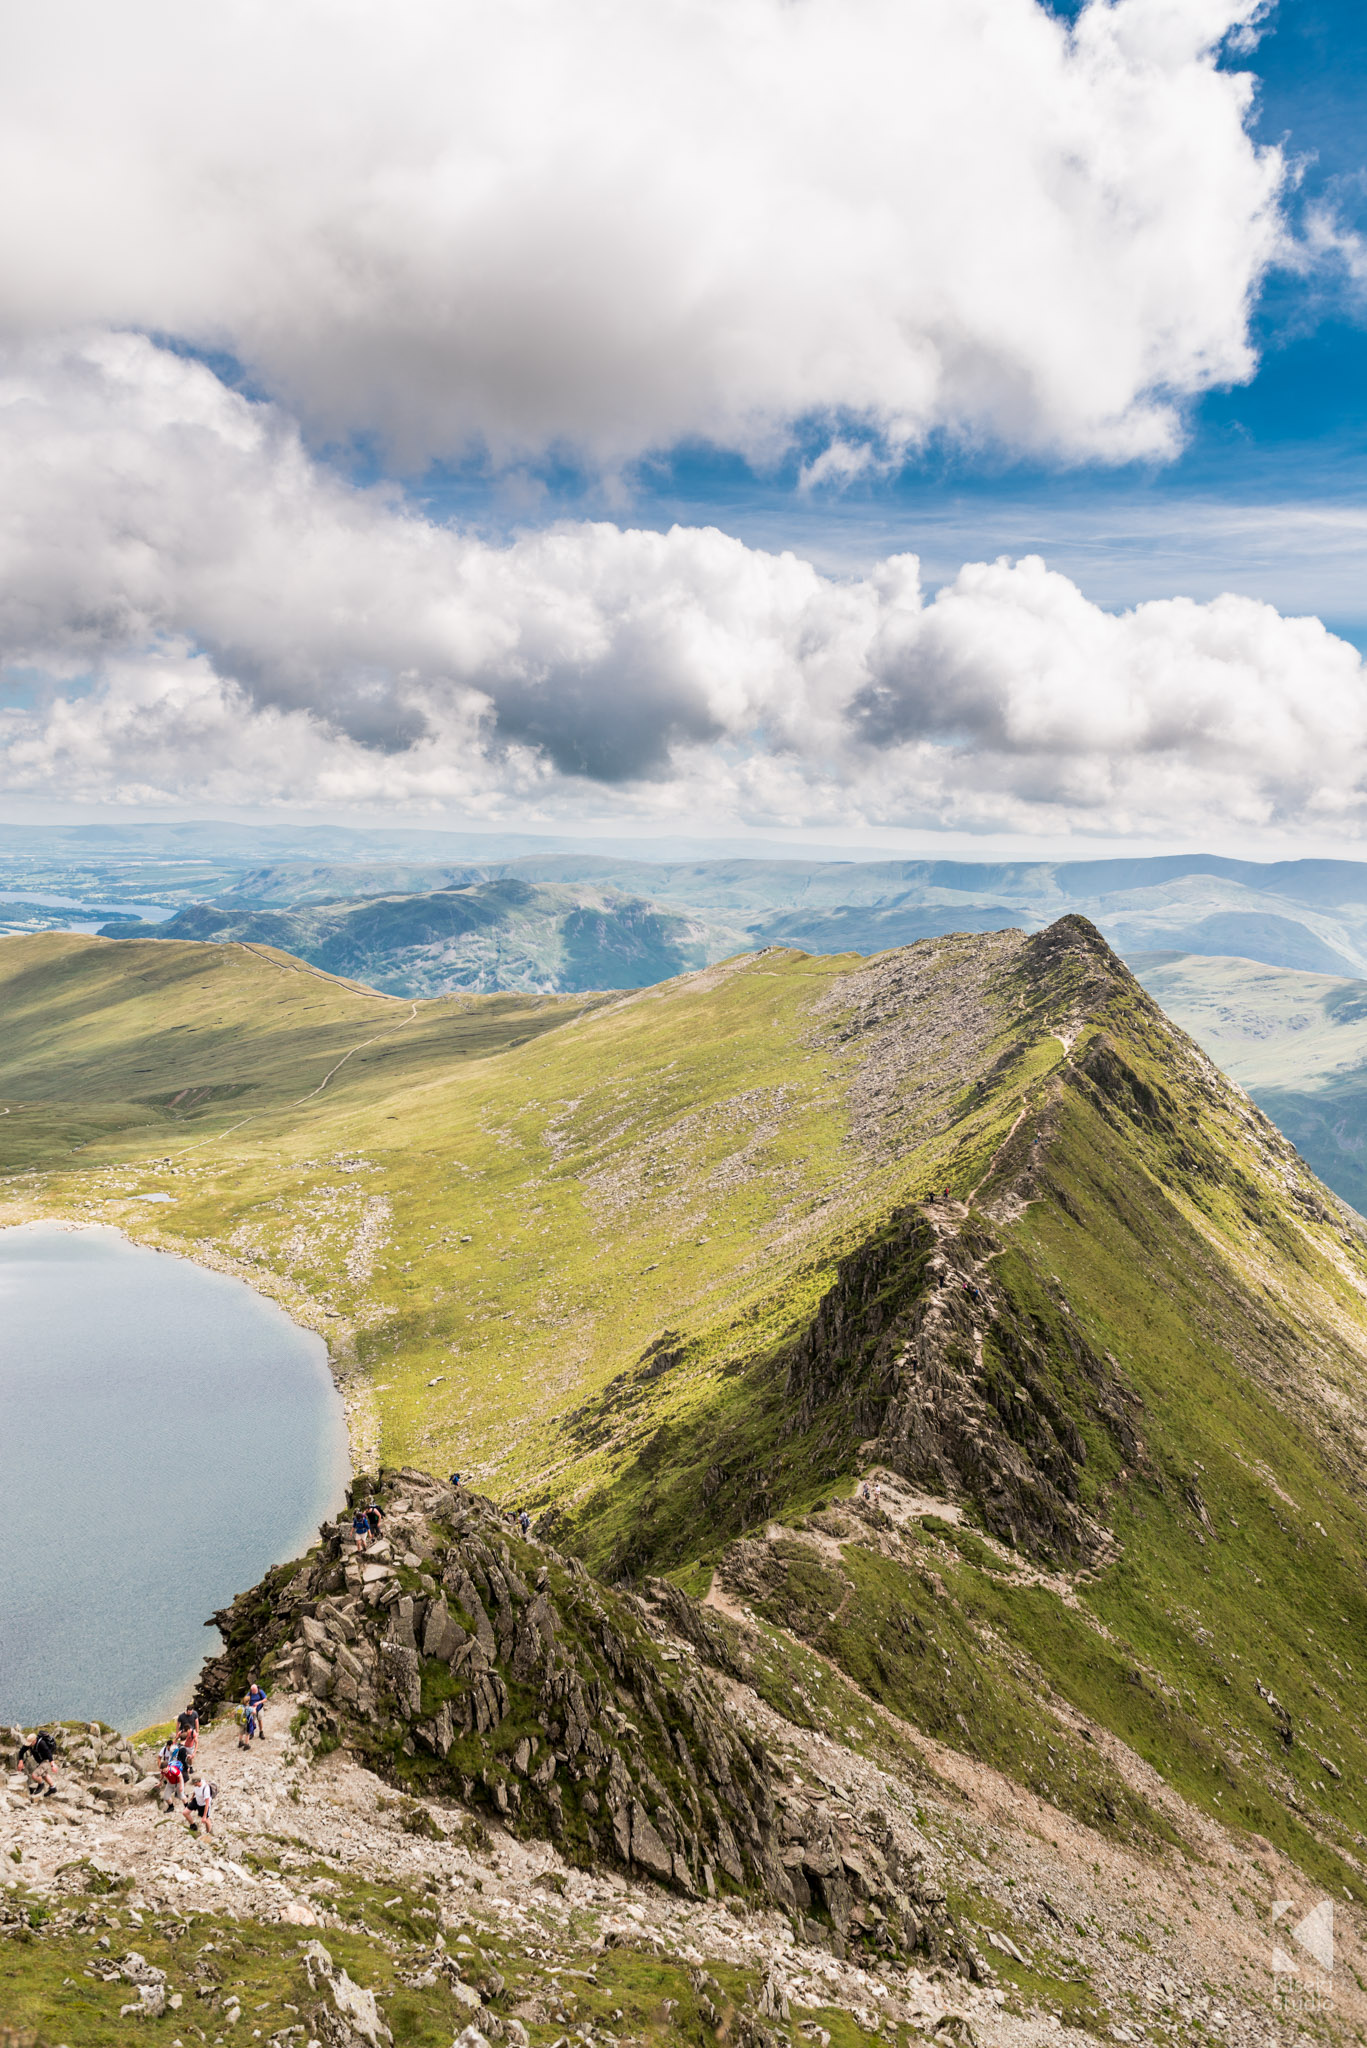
[0,1224,350,1734]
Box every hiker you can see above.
[176,1704,199,1763]
[158,1741,186,1809]
[184,1775,215,1837]
[246,1676,268,1736]
[519,1507,531,1538]
[19,1728,58,1796]
[450,1472,461,1495]
[352,1504,370,1552]
[365,1500,384,1542]
[236,1699,258,1750]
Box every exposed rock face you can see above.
[303,1940,393,2047]
[783,1201,1143,1563]
[197,1470,962,1969]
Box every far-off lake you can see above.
[0,1223,350,1733]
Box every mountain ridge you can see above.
[8,918,1367,2041]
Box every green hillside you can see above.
[9,919,1367,1911]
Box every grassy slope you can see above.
[977,985,1367,1893]
[12,923,1367,1902]
[0,927,1040,1487]
[560,931,1367,1895]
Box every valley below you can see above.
[6,915,1367,2046]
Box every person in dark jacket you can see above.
[19,1728,58,1796]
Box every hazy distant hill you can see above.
[1131,950,1367,1214]
[99,879,748,994]
[19,826,1367,982]
[202,849,1367,976]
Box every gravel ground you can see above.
[4,1672,1359,2048]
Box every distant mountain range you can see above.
[90,846,1367,986]
[98,880,750,995]
[77,843,1367,1217]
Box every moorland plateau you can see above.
[7,917,1367,2045]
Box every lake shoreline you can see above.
[0,1196,380,1473]
[0,1219,352,1730]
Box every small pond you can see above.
[0,1223,350,1733]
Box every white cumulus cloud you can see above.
[0,0,1282,469]
[4,333,1366,839]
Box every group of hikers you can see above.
[350,1495,386,1550]
[155,1676,267,1833]
[156,1705,213,1831]
[349,1477,532,1554]
[16,1680,265,1830]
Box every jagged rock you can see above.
[757,1966,790,2020]
[629,1799,673,1879]
[422,1597,464,1661]
[379,1641,422,1718]
[303,1940,392,2048]
[195,1474,960,1972]
[119,1984,166,2019]
[387,1595,419,1651]
[782,1202,1138,1563]
[120,1953,166,1987]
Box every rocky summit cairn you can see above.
[197,1467,966,1972]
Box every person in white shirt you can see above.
[185,1775,214,1836]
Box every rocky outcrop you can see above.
[2,1721,155,1813]
[196,1469,963,1970]
[783,1202,1143,1562]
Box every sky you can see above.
[2,0,1367,858]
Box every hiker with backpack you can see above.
[236,1700,258,1750]
[19,1728,58,1797]
[158,1740,186,1809]
[184,1775,215,1836]
[352,1504,370,1552]
[176,1704,199,1764]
